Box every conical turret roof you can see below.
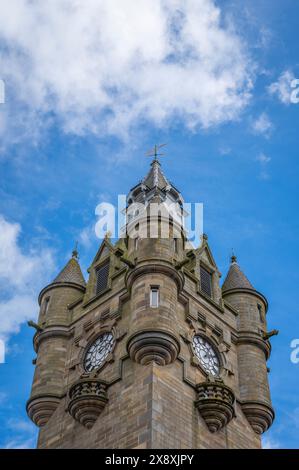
[52,251,86,287]
[222,256,254,293]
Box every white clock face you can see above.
[84,332,114,372]
[192,335,220,376]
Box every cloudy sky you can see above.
[0,0,298,449]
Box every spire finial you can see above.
[105,231,112,240]
[145,143,167,164]
[201,233,208,244]
[72,241,79,259]
[231,249,237,264]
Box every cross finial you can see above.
[145,143,167,163]
[72,241,79,259]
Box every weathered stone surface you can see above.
[68,379,108,429]
[195,380,235,433]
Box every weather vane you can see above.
[145,143,167,162]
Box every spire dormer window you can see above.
[200,266,212,298]
[96,260,110,295]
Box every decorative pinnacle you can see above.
[202,233,208,242]
[72,241,79,259]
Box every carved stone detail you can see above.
[68,379,108,429]
[241,401,275,434]
[127,330,180,366]
[195,378,235,433]
[27,394,61,427]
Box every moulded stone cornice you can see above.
[125,261,184,292]
[236,331,271,360]
[222,287,268,313]
[33,325,72,353]
[38,282,86,305]
[127,329,180,366]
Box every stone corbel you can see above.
[195,376,235,433]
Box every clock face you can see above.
[84,332,114,372]
[192,335,220,376]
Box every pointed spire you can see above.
[52,248,86,287]
[222,255,254,292]
[143,159,169,190]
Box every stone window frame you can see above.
[94,257,112,297]
[150,285,160,308]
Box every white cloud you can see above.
[79,224,96,249]
[251,112,273,137]
[256,152,271,164]
[0,215,55,341]
[0,0,254,143]
[268,70,295,105]
[256,152,271,180]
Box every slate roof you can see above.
[143,160,169,190]
[52,257,86,287]
[222,257,254,292]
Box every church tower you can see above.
[27,157,276,449]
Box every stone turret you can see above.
[27,250,86,428]
[222,256,275,434]
[126,157,184,366]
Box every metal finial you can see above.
[231,249,237,263]
[72,241,79,259]
[145,143,167,163]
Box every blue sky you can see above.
[0,0,298,449]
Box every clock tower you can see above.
[27,156,276,448]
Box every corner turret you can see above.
[27,249,86,428]
[222,256,275,435]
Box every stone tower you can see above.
[27,158,276,449]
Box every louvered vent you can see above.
[96,261,110,295]
[200,266,212,298]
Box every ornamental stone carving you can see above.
[68,379,108,429]
[195,378,235,433]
